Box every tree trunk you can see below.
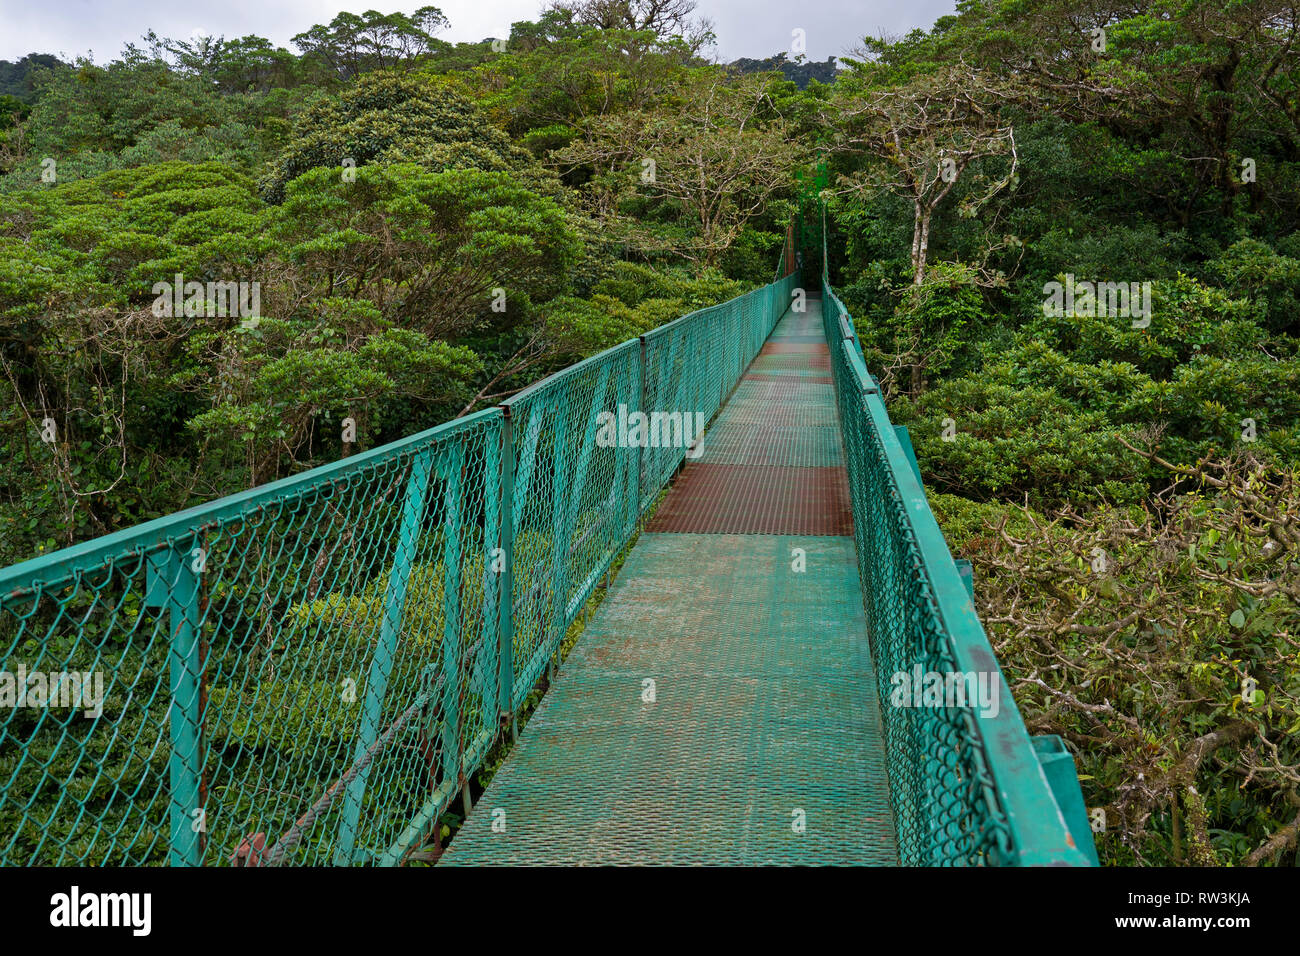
[910,203,924,283]
[913,208,931,285]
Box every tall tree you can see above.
[544,0,713,50]
[292,7,450,79]
[832,61,1020,284]
[558,69,799,267]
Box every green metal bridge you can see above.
[0,214,1096,867]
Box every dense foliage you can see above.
[0,3,798,563]
[829,0,1300,866]
[2,0,1298,866]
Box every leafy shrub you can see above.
[936,458,1300,866]
[893,377,1146,506]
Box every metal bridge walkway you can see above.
[0,219,1094,866]
[441,301,899,865]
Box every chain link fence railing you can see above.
[2,202,1087,867]
[0,257,798,866]
[818,206,1091,866]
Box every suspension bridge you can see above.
[0,212,1096,866]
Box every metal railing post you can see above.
[547,393,572,657]
[438,443,464,788]
[636,335,647,515]
[159,541,203,867]
[333,446,433,865]
[496,406,514,720]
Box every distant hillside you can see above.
[0,54,64,101]
[728,53,838,88]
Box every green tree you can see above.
[292,7,451,79]
[557,68,800,267]
[260,72,547,204]
[831,60,1021,285]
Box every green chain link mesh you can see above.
[0,214,1079,866]
[0,251,797,866]
[819,205,1083,866]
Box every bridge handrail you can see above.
[0,258,798,866]
[819,240,1089,865]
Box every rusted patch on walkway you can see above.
[647,464,852,534]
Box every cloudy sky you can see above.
[0,0,958,64]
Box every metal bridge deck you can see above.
[440,301,899,865]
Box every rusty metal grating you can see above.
[744,373,834,384]
[769,317,823,337]
[728,378,834,403]
[648,305,849,532]
[760,342,827,354]
[722,399,838,428]
[646,464,852,534]
[748,352,832,374]
[767,333,827,344]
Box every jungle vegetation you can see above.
[2,0,1298,866]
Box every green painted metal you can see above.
[955,559,975,599]
[478,411,501,716]
[546,388,572,665]
[442,532,898,865]
[333,444,434,865]
[164,540,202,867]
[496,409,515,718]
[893,425,923,486]
[1032,735,1100,866]
[0,209,1088,866]
[438,442,464,786]
[819,204,1091,866]
[634,335,648,515]
[1,408,505,866]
